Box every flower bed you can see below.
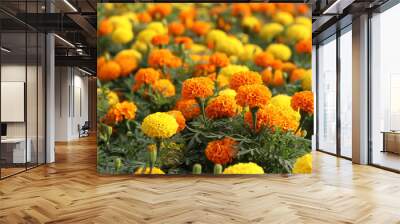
[97,3,313,175]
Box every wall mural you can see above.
[97,3,313,175]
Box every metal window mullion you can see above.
[336,28,341,157]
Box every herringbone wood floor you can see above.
[1,136,400,224]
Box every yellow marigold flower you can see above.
[291,91,314,115]
[218,65,249,79]
[141,112,178,138]
[241,16,261,32]
[229,71,263,91]
[239,44,262,62]
[266,43,292,61]
[175,98,200,120]
[205,95,239,119]
[215,36,244,56]
[152,79,176,97]
[205,137,237,165]
[132,41,148,54]
[147,22,167,35]
[223,162,264,174]
[273,11,294,25]
[181,77,214,99]
[270,94,300,122]
[295,16,312,28]
[109,16,132,30]
[206,29,227,47]
[244,103,299,132]
[293,153,312,174]
[301,70,312,91]
[112,27,134,44]
[259,23,284,40]
[137,29,157,44]
[104,3,113,11]
[117,49,142,62]
[236,84,272,109]
[189,44,207,53]
[166,110,186,132]
[107,91,119,106]
[286,24,311,42]
[216,74,230,88]
[218,88,237,98]
[134,167,165,174]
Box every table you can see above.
[381,131,400,154]
[1,138,31,163]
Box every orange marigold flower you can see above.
[259,3,276,14]
[148,4,172,18]
[182,77,214,99]
[103,101,137,124]
[98,19,113,36]
[151,34,170,46]
[232,4,251,17]
[133,68,160,91]
[205,95,239,119]
[271,69,285,86]
[209,52,229,68]
[179,7,196,26]
[297,4,309,14]
[194,63,216,76]
[168,22,185,36]
[254,52,275,68]
[282,62,297,73]
[270,59,283,70]
[290,68,307,83]
[175,98,200,120]
[276,3,295,13]
[191,21,210,36]
[244,104,299,132]
[295,39,312,54]
[148,49,182,68]
[291,91,314,114]
[114,53,138,77]
[97,56,106,72]
[229,71,263,91]
[236,84,272,108]
[137,12,152,23]
[98,60,121,82]
[152,79,175,97]
[205,137,237,165]
[261,68,273,85]
[174,36,193,49]
[167,110,186,132]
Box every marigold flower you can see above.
[259,3,276,15]
[290,68,307,83]
[133,68,160,89]
[229,71,263,91]
[271,69,285,86]
[148,4,172,18]
[223,162,264,174]
[219,65,249,79]
[167,110,186,132]
[206,95,239,119]
[295,38,312,54]
[114,52,138,77]
[291,91,314,115]
[236,84,272,108]
[270,59,283,70]
[232,4,251,17]
[194,63,216,76]
[301,70,312,91]
[287,24,311,42]
[254,52,275,68]
[181,77,214,99]
[261,68,273,85]
[205,137,238,165]
[168,22,185,36]
[209,52,229,68]
[137,12,152,23]
[191,21,210,36]
[103,101,137,124]
[215,36,244,56]
[174,36,193,49]
[112,27,133,44]
[98,60,121,81]
[245,103,299,132]
[175,98,200,120]
[270,94,300,122]
[266,44,292,61]
[240,44,262,62]
[292,153,312,174]
[148,49,182,68]
[273,11,294,25]
[241,16,261,32]
[297,4,309,14]
[135,167,165,174]
[152,79,175,97]
[282,62,297,73]
[276,3,295,13]
[98,19,113,36]
[141,112,178,138]
[218,88,237,98]
[151,34,170,46]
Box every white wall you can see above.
[55,67,89,141]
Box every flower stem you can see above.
[250,107,259,134]
[196,97,207,126]
[295,111,307,135]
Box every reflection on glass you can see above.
[340,29,352,158]
[318,37,337,154]
[371,3,400,171]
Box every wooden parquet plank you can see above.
[0,136,400,223]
